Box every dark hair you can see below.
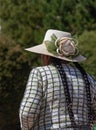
[53,59,93,127]
[51,57,69,64]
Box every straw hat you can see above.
[25,29,86,62]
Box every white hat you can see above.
[25,29,86,62]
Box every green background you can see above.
[0,0,96,129]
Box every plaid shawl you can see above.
[19,63,96,130]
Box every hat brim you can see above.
[25,43,86,62]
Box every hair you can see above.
[52,59,93,126]
[51,57,69,64]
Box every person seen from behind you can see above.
[19,29,96,130]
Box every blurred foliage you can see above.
[78,31,96,77]
[0,0,96,129]
[0,0,45,46]
[40,0,96,34]
[0,34,39,130]
[0,0,96,46]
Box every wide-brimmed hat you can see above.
[25,29,86,62]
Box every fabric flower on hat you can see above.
[55,37,79,57]
[45,34,79,58]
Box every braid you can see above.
[52,59,93,129]
[74,62,93,126]
[53,60,77,129]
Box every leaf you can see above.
[45,40,57,55]
[51,34,57,42]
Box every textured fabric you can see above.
[19,64,96,130]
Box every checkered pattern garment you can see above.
[19,63,96,130]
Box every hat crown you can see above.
[43,29,71,41]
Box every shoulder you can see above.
[88,74,96,83]
[87,74,96,90]
[30,65,59,78]
[32,65,56,72]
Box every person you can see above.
[19,29,96,130]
